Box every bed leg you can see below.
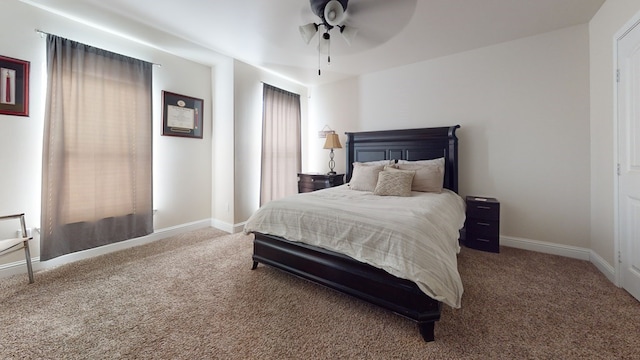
[251,261,258,270]
[418,322,435,342]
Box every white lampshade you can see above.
[324,0,346,26]
[340,25,358,46]
[299,23,318,44]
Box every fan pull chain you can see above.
[328,35,331,64]
[318,29,322,75]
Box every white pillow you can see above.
[348,164,385,191]
[373,170,415,197]
[397,157,444,166]
[353,160,392,166]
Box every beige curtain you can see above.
[40,35,153,261]
[261,84,301,205]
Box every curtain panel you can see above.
[260,84,301,205]
[40,35,153,261]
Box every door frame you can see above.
[613,13,640,288]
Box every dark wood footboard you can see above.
[252,232,442,342]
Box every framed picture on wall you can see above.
[161,90,204,139]
[0,55,30,117]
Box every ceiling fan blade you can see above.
[347,0,416,18]
[343,0,416,44]
[340,25,358,46]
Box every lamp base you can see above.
[327,149,337,176]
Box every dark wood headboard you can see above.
[345,125,460,193]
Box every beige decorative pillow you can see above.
[348,164,385,191]
[398,161,444,193]
[373,170,415,197]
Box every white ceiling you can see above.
[24,0,605,86]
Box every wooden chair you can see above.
[0,213,34,283]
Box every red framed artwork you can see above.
[0,55,29,117]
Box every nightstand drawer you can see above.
[466,219,499,237]
[299,178,331,189]
[298,184,318,193]
[466,198,500,220]
[466,234,499,253]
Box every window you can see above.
[40,35,153,260]
[260,84,301,205]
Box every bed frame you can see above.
[251,125,460,342]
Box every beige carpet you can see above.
[0,227,638,359]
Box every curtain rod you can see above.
[34,29,162,67]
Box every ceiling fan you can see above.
[299,0,358,75]
[298,0,417,76]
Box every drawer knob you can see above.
[476,205,491,210]
[477,222,491,226]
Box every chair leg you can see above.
[23,240,34,284]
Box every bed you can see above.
[245,125,462,342]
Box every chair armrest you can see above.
[0,213,29,239]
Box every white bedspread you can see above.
[243,185,466,308]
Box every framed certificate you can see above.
[0,55,29,117]
[161,91,204,139]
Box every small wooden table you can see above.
[297,173,344,193]
[464,196,500,253]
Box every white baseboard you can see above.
[0,259,33,280]
[210,219,246,234]
[589,249,616,284]
[501,235,590,260]
[501,235,616,283]
[0,218,220,280]
[233,221,247,234]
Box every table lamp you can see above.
[323,132,342,175]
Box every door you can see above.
[617,23,640,302]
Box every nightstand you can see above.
[298,173,344,193]
[464,196,500,253]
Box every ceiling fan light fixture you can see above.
[299,23,319,44]
[324,0,345,26]
[339,25,358,46]
[302,0,351,75]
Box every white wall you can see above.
[212,58,235,230]
[589,0,640,266]
[307,79,360,175]
[152,60,212,230]
[0,0,216,265]
[309,25,592,249]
